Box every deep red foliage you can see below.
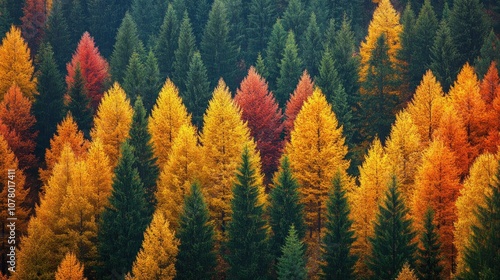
[234,67,284,182]
[20,0,46,56]
[66,32,110,109]
[283,70,314,141]
[480,62,500,106]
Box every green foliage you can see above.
[276,225,307,280]
[184,51,210,129]
[255,52,269,80]
[226,147,270,280]
[398,3,417,96]
[130,0,168,44]
[474,30,500,79]
[172,0,210,44]
[123,52,146,103]
[321,172,357,280]
[430,20,461,92]
[416,208,444,280]
[246,0,276,63]
[367,176,417,280]
[44,0,72,72]
[97,141,150,279]
[224,0,245,53]
[66,0,88,51]
[173,12,196,93]
[276,31,303,108]
[281,0,307,38]
[67,65,93,139]
[265,19,287,90]
[301,13,321,78]
[142,50,161,113]
[155,3,179,80]
[176,182,217,280]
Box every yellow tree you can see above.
[55,252,86,280]
[128,210,179,280]
[384,111,422,202]
[91,82,133,168]
[412,140,461,277]
[406,70,445,146]
[351,137,390,278]
[40,113,89,184]
[454,153,498,274]
[0,26,37,100]
[359,0,402,85]
[156,123,200,230]
[148,79,191,169]
[286,87,350,239]
[396,263,418,280]
[199,79,262,237]
[85,139,113,220]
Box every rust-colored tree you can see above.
[283,70,314,141]
[20,0,46,56]
[480,62,500,153]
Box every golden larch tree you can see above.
[0,25,37,100]
[395,263,418,280]
[91,82,133,168]
[412,140,461,276]
[148,79,191,169]
[55,252,86,280]
[454,153,498,274]
[156,123,200,230]
[351,137,390,278]
[128,210,179,280]
[286,87,350,239]
[406,70,445,146]
[85,138,113,219]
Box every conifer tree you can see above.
[142,50,161,113]
[184,51,210,128]
[65,0,87,49]
[396,263,419,280]
[123,52,145,103]
[98,142,150,279]
[480,62,500,107]
[172,12,196,93]
[417,208,444,280]
[283,71,314,141]
[301,12,321,78]
[246,0,275,63]
[55,252,85,280]
[20,0,46,57]
[255,52,269,79]
[281,0,306,38]
[268,156,306,259]
[475,30,500,79]
[321,172,357,280]
[430,20,461,92]
[276,225,307,280]
[265,19,287,90]
[67,65,94,139]
[130,0,167,44]
[155,3,179,79]
[44,0,71,72]
[367,176,417,280]
[176,183,217,280]
[276,31,303,108]
[226,147,270,279]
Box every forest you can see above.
[0,0,500,279]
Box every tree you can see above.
[234,67,283,182]
[398,3,417,96]
[0,26,37,100]
[44,0,71,72]
[276,31,303,108]
[142,50,161,113]
[172,12,196,93]
[283,71,314,141]
[430,20,461,92]
[175,183,217,280]
[67,65,93,139]
[396,263,419,280]
[475,30,500,79]
[148,79,191,169]
[479,62,500,107]
[417,208,444,280]
[130,0,167,44]
[201,0,237,89]
[184,51,210,128]
[367,176,417,280]
[286,88,350,239]
[98,142,150,279]
[300,13,321,78]
[281,0,306,38]
[20,0,46,56]
[55,252,85,280]
[246,0,275,64]
[122,52,145,103]
[66,32,110,110]
[277,225,307,280]
[128,210,179,280]
[226,147,270,279]
[321,172,357,280]
[412,140,461,276]
[265,19,287,90]
[90,83,133,168]
[268,156,306,259]
[155,3,179,80]
[110,13,143,84]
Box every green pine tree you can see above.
[97,141,150,279]
[184,51,210,129]
[0,0,9,39]
[172,12,196,93]
[265,19,287,90]
[281,0,307,38]
[44,0,72,73]
[430,20,461,92]
[276,225,308,280]
[321,172,357,280]
[175,182,217,280]
[316,48,342,105]
[130,0,168,44]
[323,18,337,54]
[301,12,321,78]
[155,3,179,80]
[123,52,146,104]
[416,208,444,280]
[142,50,161,113]
[474,29,500,79]
[268,156,306,260]
[226,147,271,280]
[67,0,88,51]
[255,52,269,80]
[129,97,159,216]
[67,65,94,139]
[309,0,329,31]
[224,0,245,54]
[367,176,417,280]
[276,31,303,108]
[398,3,417,96]
[246,0,276,64]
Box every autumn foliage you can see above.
[20,0,46,55]
[283,70,314,141]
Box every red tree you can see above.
[234,67,284,182]
[481,62,500,153]
[20,0,46,56]
[479,62,500,106]
[66,32,110,109]
[283,70,314,141]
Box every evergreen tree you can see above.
[171,0,211,45]
[398,3,417,96]
[475,30,500,79]
[246,0,276,64]
[367,176,417,280]
[226,147,270,279]
[176,183,217,280]
[268,156,306,259]
[224,0,245,55]
[0,1,9,40]
[276,31,303,108]
[264,19,287,90]
[65,0,87,52]
[123,52,146,103]
[67,65,93,139]
[98,142,150,279]
[172,12,196,93]
[276,225,307,280]
[416,208,444,280]
[129,97,159,216]
[44,0,72,72]
[281,0,306,38]
[255,52,269,79]
[321,172,357,280]
[155,3,179,80]
[130,0,168,44]
[184,51,210,128]
[430,20,460,92]
[142,50,161,113]
[33,43,66,159]
[301,12,321,78]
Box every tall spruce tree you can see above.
[172,12,196,93]
[281,0,307,38]
[246,0,276,64]
[255,52,269,79]
[321,172,357,280]
[474,30,500,79]
[276,31,303,108]
[416,208,444,280]
[130,0,168,44]
[226,147,271,279]
[367,176,417,280]
[430,20,460,92]
[301,12,321,78]
[276,225,307,280]
[142,50,161,113]
[43,0,72,73]
[398,3,417,96]
[97,142,150,279]
[155,3,179,80]
[123,52,146,103]
[67,65,93,139]
[175,182,217,280]
[184,51,210,128]
[265,19,287,90]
